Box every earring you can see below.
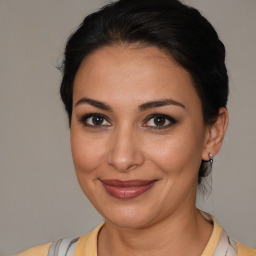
[208,153,213,164]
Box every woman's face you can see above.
[71,45,209,228]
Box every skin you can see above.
[71,45,228,256]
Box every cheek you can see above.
[70,127,110,203]
[70,127,107,176]
[144,127,204,177]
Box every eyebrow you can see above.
[75,97,185,112]
[75,97,113,111]
[138,99,185,112]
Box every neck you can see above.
[98,204,212,256]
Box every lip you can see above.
[100,179,157,199]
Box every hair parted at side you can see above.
[60,0,229,185]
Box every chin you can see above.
[106,215,153,230]
[99,203,160,229]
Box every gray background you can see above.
[0,0,255,255]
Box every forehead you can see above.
[73,45,200,109]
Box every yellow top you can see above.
[16,219,256,256]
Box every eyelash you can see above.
[143,114,177,129]
[78,113,111,128]
[78,113,177,130]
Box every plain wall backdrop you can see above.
[0,0,255,255]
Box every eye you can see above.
[143,114,176,129]
[79,114,111,127]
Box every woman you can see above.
[17,0,256,255]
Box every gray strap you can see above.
[213,230,238,256]
[48,238,78,256]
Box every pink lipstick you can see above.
[101,179,157,199]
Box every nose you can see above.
[107,125,145,172]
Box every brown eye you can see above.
[153,116,166,126]
[79,114,111,127]
[92,116,104,125]
[143,114,176,129]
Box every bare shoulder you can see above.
[237,242,256,256]
[15,242,51,256]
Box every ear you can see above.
[202,107,229,161]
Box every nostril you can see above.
[107,146,145,172]
[107,129,145,172]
